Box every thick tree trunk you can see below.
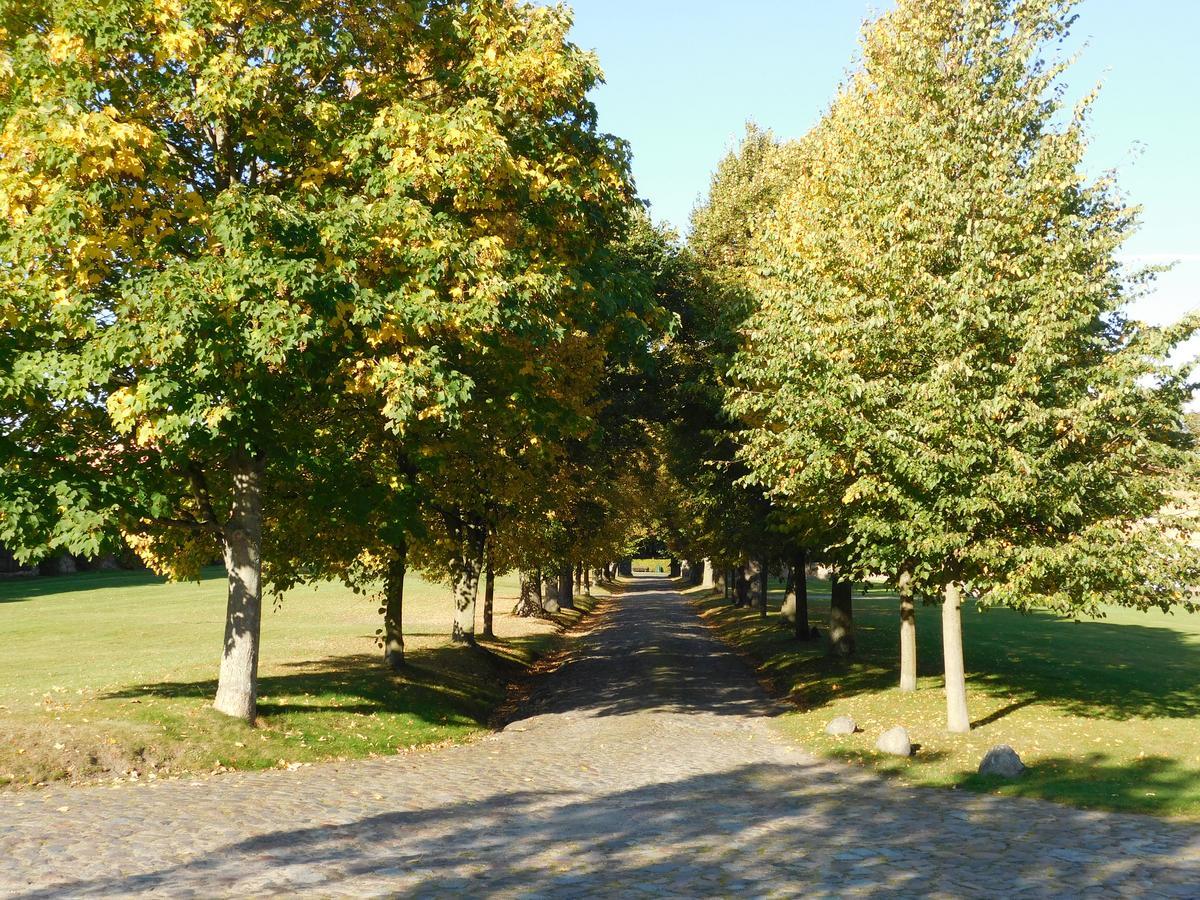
[575,561,583,591]
[214,454,264,722]
[383,543,407,670]
[482,553,495,640]
[759,558,769,620]
[829,573,855,656]
[701,558,715,589]
[899,570,917,692]
[451,524,486,645]
[942,582,970,732]
[669,558,681,577]
[558,565,574,610]
[790,548,810,640]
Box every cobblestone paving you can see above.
[3,579,1199,898]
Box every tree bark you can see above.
[383,543,407,670]
[829,572,855,656]
[575,561,583,591]
[583,566,592,596]
[899,569,917,692]
[558,565,574,610]
[790,547,810,640]
[942,581,970,732]
[701,558,715,589]
[482,550,495,640]
[213,453,264,722]
[514,570,542,617]
[451,523,486,645]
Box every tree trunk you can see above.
[583,566,592,596]
[899,570,917,692]
[213,454,264,722]
[829,573,855,656]
[575,561,583,591]
[733,565,750,607]
[558,565,574,610]
[383,543,407,671]
[725,568,732,602]
[701,558,715,589]
[759,558,769,620]
[942,581,970,733]
[790,548,810,640]
[514,570,543,617]
[482,551,495,640]
[451,524,486,645]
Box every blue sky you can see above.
[562,0,1199,332]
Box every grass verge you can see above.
[693,578,1200,819]
[0,568,600,789]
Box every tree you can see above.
[731,0,1200,731]
[0,0,639,720]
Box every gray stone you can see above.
[875,726,912,756]
[825,715,858,736]
[979,744,1026,778]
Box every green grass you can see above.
[694,578,1200,819]
[0,567,598,789]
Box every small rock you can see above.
[978,744,1025,778]
[876,726,912,756]
[825,715,858,736]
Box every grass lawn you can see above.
[0,567,598,789]
[694,579,1200,819]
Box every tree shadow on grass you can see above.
[102,638,558,726]
[11,761,1200,898]
[0,566,225,604]
[719,581,1200,722]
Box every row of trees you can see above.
[0,0,667,722]
[3,0,1198,736]
[660,0,1200,732]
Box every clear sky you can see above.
[561,0,1199,332]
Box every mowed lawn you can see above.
[695,580,1200,819]
[0,567,596,789]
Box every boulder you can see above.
[978,745,1025,778]
[825,715,858,736]
[875,726,912,757]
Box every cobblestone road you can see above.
[2,579,1199,898]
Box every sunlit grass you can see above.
[694,579,1200,819]
[0,567,598,788]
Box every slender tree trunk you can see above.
[829,573,855,656]
[383,542,407,671]
[942,582,970,732]
[558,564,574,610]
[790,548,810,640]
[725,568,732,602]
[575,561,583,591]
[482,550,495,640]
[899,570,917,692]
[583,566,591,596]
[451,524,486,645]
[214,453,264,722]
[759,558,769,620]
[702,558,715,589]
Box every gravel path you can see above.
[2,578,1199,898]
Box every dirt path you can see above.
[2,578,1198,897]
